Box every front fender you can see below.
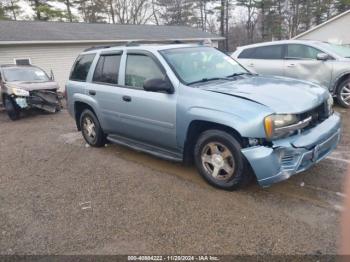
[177,106,268,148]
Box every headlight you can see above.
[264,114,300,140]
[11,87,30,97]
[326,94,334,116]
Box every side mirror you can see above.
[143,78,174,93]
[316,53,329,61]
[50,69,55,80]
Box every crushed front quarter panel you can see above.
[27,90,62,112]
[242,113,341,187]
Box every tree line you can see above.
[0,0,349,50]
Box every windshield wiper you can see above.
[188,72,254,86]
[187,77,229,85]
[225,72,253,78]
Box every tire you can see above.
[79,109,106,147]
[336,78,350,108]
[4,96,20,121]
[194,130,251,190]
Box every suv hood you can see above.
[6,81,59,91]
[200,75,328,114]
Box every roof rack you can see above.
[171,40,185,44]
[83,40,191,52]
[83,45,111,52]
[125,41,140,47]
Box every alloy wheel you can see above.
[82,116,96,142]
[201,142,235,181]
[340,83,350,106]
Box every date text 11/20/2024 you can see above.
[128,255,219,261]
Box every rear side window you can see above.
[70,54,96,81]
[238,48,256,58]
[286,44,321,60]
[239,45,283,59]
[93,54,121,84]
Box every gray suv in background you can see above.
[232,40,350,108]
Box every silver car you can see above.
[232,40,350,108]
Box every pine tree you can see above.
[28,0,65,20]
[0,2,9,20]
[73,0,107,23]
[154,0,198,26]
[56,0,75,22]
[334,0,350,13]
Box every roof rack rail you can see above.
[84,45,111,52]
[125,41,140,47]
[171,40,184,44]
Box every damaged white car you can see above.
[0,64,62,120]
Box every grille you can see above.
[298,102,327,130]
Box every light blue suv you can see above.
[66,44,341,190]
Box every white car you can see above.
[232,40,350,108]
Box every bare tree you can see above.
[57,0,75,22]
[237,0,259,43]
[110,0,152,24]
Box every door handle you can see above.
[89,90,96,96]
[248,63,254,67]
[122,95,132,102]
[287,64,295,68]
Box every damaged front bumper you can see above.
[14,90,63,113]
[242,113,341,187]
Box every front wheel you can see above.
[80,109,106,147]
[4,96,20,121]
[336,79,350,108]
[194,130,251,190]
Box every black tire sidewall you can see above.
[194,130,247,190]
[80,109,105,147]
[4,96,20,120]
[336,79,350,108]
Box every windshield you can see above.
[161,46,248,85]
[3,67,49,82]
[321,43,350,58]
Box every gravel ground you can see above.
[0,105,349,255]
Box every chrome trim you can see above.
[275,116,312,134]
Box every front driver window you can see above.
[286,44,321,60]
[125,54,165,89]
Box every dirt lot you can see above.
[0,105,349,255]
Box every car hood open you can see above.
[6,81,59,91]
[200,75,328,114]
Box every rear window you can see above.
[93,54,121,85]
[70,54,96,81]
[239,45,284,59]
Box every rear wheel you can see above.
[194,130,251,190]
[4,96,20,121]
[80,109,106,147]
[336,78,350,108]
